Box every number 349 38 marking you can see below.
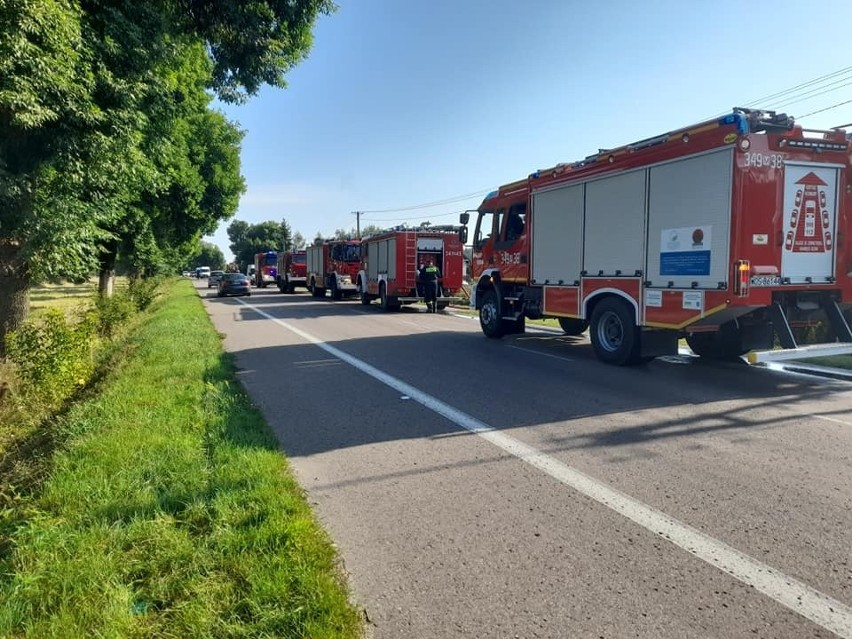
[743,153,784,169]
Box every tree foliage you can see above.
[190,241,226,270]
[227,219,292,272]
[0,0,335,347]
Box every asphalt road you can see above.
[199,281,852,639]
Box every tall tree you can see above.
[292,231,306,250]
[227,220,285,272]
[190,241,226,270]
[0,0,100,348]
[0,0,335,351]
[280,219,293,251]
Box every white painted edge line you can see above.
[237,298,852,638]
[813,414,852,427]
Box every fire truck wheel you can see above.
[558,318,588,336]
[380,283,399,311]
[479,290,504,338]
[590,297,640,365]
[685,321,748,360]
[360,286,371,305]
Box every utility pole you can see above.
[351,211,362,238]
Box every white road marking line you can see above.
[814,414,852,427]
[508,344,575,362]
[237,298,852,638]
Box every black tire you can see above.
[589,298,641,365]
[330,279,342,301]
[503,314,525,334]
[686,321,748,360]
[380,283,398,311]
[558,317,588,336]
[479,290,504,338]
[359,280,371,305]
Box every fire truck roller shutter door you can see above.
[646,149,733,290]
[532,184,584,285]
[583,169,646,277]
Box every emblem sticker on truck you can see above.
[781,165,837,283]
[660,226,712,276]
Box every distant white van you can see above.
[196,266,211,278]
[246,264,256,277]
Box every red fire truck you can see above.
[306,240,362,299]
[357,227,465,310]
[253,251,277,288]
[276,249,307,293]
[458,108,852,365]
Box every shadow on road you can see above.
[218,310,849,464]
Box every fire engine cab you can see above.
[306,240,362,300]
[459,108,852,365]
[276,249,306,294]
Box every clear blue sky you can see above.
[207,0,852,261]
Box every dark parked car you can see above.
[217,272,252,297]
[207,270,225,288]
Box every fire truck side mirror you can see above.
[459,227,468,244]
[460,212,470,225]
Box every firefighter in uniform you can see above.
[419,257,441,312]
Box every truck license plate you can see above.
[750,276,782,287]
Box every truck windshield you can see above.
[474,210,498,249]
[332,244,360,262]
[293,254,306,264]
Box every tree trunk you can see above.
[98,242,118,298]
[0,240,31,358]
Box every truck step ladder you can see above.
[748,300,852,364]
[405,232,418,287]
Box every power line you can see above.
[360,210,462,223]
[740,65,852,108]
[362,69,852,222]
[357,188,491,214]
[798,98,852,119]
[770,77,852,111]
[703,65,852,120]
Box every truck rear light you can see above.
[734,260,750,297]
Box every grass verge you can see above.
[0,280,362,638]
[795,355,852,370]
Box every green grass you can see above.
[0,280,362,638]
[795,355,852,370]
